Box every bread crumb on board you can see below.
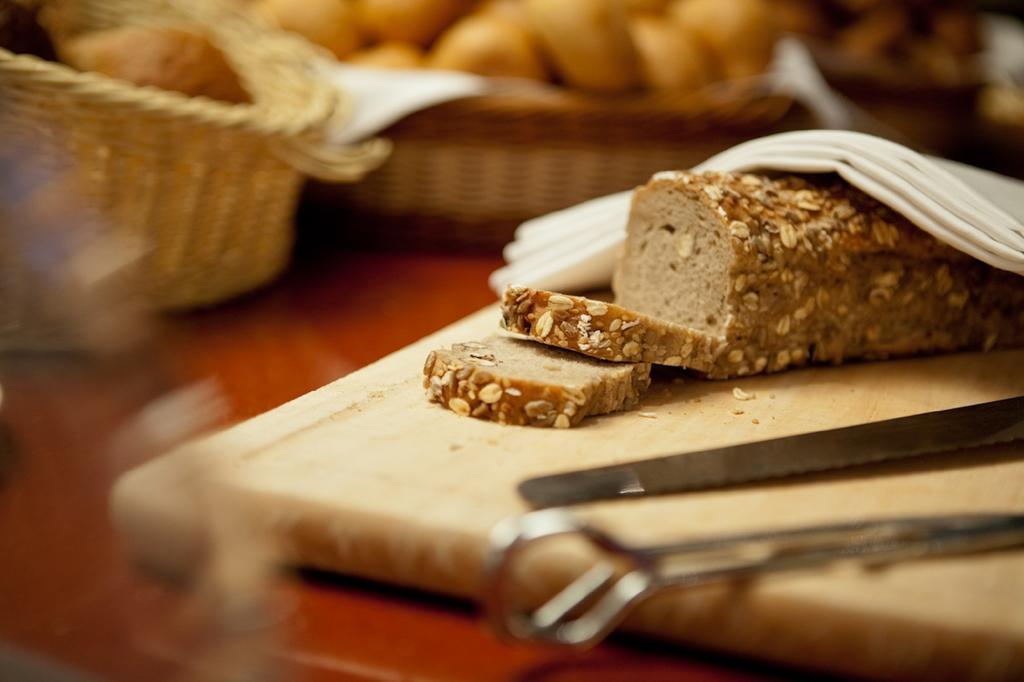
[732,387,756,401]
[751,418,760,424]
[638,411,658,419]
[731,408,745,416]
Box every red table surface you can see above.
[0,245,826,682]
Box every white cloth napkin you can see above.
[320,65,492,145]
[489,130,1024,294]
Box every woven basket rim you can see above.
[0,43,337,140]
[0,0,392,180]
[473,78,794,111]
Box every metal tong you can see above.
[483,510,1024,648]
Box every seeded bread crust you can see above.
[501,286,727,373]
[612,171,1024,377]
[423,336,651,428]
[502,172,1024,379]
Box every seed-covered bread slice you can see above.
[501,286,726,373]
[423,335,651,428]
[612,170,1024,377]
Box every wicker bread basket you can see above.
[317,82,797,250]
[0,0,389,311]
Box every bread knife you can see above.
[518,396,1024,508]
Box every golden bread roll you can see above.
[429,13,547,80]
[473,0,530,26]
[59,26,250,103]
[355,0,467,46]
[346,41,424,68]
[629,13,714,91]
[257,0,361,59]
[525,0,638,92]
[670,0,777,80]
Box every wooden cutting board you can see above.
[114,305,1024,681]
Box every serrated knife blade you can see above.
[519,396,1024,508]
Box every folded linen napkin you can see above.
[489,130,1024,294]
[321,64,490,145]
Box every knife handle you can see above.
[482,510,1024,648]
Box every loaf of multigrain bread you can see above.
[503,171,1024,379]
[424,335,651,427]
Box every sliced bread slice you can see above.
[500,286,729,375]
[423,335,651,428]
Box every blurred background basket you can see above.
[311,83,799,251]
[0,0,389,313]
